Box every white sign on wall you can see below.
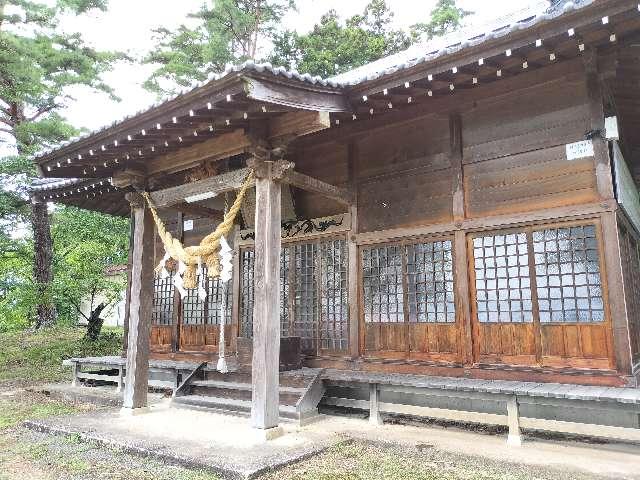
[183,219,194,231]
[613,141,640,234]
[566,140,594,161]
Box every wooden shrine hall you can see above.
[32,0,640,443]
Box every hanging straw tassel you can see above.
[183,264,198,289]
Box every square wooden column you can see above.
[250,160,287,431]
[122,192,155,412]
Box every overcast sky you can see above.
[2,0,543,153]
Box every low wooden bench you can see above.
[321,369,640,446]
[62,356,203,391]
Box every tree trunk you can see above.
[31,197,56,328]
[85,303,106,341]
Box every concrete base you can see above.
[253,426,284,442]
[120,406,151,417]
[506,434,523,447]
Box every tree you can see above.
[0,0,122,329]
[51,206,129,339]
[143,0,296,96]
[410,0,471,41]
[269,0,411,78]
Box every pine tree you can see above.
[0,0,122,328]
[143,0,296,96]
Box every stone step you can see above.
[172,394,299,420]
[190,379,306,395]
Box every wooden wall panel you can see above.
[150,325,172,353]
[293,141,349,219]
[353,115,451,233]
[476,323,537,365]
[358,167,453,232]
[364,324,407,358]
[462,74,589,164]
[464,146,598,218]
[408,323,459,362]
[540,324,610,369]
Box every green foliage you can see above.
[0,0,125,331]
[0,206,129,331]
[269,0,411,78]
[51,206,129,324]
[0,325,123,383]
[410,0,471,41]
[143,0,296,96]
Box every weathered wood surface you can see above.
[244,77,348,112]
[122,193,155,410]
[251,162,282,429]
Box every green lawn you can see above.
[0,326,122,383]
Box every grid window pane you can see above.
[240,250,255,337]
[533,225,604,323]
[182,268,206,325]
[362,245,404,323]
[320,239,349,350]
[207,276,232,326]
[472,232,533,323]
[406,240,456,323]
[293,242,318,352]
[152,272,174,325]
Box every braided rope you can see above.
[142,170,254,287]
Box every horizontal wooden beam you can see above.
[281,170,353,205]
[166,202,224,220]
[149,168,252,208]
[244,77,348,112]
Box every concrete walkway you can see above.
[23,398,640,480]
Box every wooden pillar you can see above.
[347,141,360,359]
[250,160,283,431]
[122,192,155,411]
[584,50,633,375]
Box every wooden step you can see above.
[190,379,306,395]
[172,394,299,419]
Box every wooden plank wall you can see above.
[462,72,596,218]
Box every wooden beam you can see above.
[166,202,224,220]
[147,129,251,176]
[347,142,360,359]
[149,168,252,208]
[244,77,349,112]
[122,192,155,411]
[269,110,331,140]
[281,170,353,205]
[251,160,282,432]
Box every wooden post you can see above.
[369,383,383,425]
[347,142,360,359]
[71,362,78,388]
[121,192,155,412]
[250,159,286,433]
[506,395,522,446]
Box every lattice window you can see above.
[207,277,232,326]
[239,248,291,338]
[362,245,404,323]
[533,225,604,323]
[152,273,174,325]
[182,268,206,325]
[406,240,455,323]
[472,232,533,323]
[319,239,349,350]
[240,249,255,337]
[293,242,318,352]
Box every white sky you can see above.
[1,0,539,153]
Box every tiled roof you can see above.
[30,177,85,192]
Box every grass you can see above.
[0,325,123,383]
